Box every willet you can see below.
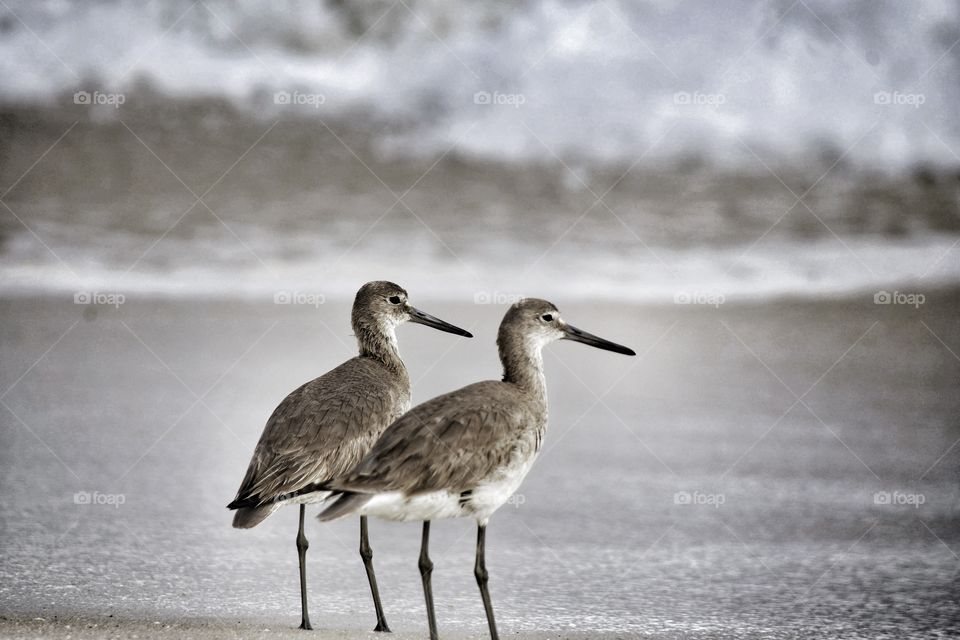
[315,298,635,639]
[227,281,472,631]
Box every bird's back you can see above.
[229,356,410,527]
[332,379,544,498]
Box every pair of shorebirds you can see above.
[227,281,635,638]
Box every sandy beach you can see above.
[1,293,958,639]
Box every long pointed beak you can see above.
[407,306,473,338]
[562,323,636,356]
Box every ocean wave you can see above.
[2,0,959,170]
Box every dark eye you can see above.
[541,313,553,322]
[388,296,402,305]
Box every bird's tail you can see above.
[317,492,372,522]
[231,503,280,529]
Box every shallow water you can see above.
[1,296,958,637]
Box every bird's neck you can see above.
[498,331,548,403]
[355,320,406,377]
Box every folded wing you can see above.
[330,380,538,497]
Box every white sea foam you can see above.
[3,225,957,302]
[1,0,958,170]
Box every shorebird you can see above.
[227,281,472,631]
[315,298,635,639]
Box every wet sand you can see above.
[0,614,628,640]
[1,294,959,638]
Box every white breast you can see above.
[359,490,464,522]
[466,453,538,524]
[359,450,539,525]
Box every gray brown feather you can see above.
[329,380,543,496]
[231,504,279,529]
[229,356,410,516]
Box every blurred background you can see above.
[1,1,959,638]
[1,0,959,298]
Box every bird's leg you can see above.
[296,504,313,630]
[359,516,391,632]
[474,524,499,640]
[418,520,439,640]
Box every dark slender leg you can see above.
[296,504,313,630]
[474,524,499,640]
[418,521,439,640]
[360,516,391,632]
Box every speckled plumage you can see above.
[229,355,411,523]
[332,381,540,490]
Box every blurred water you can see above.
[1,108,959,301]
[1,0,959,169]
[1,297,958,637]
[2,2,960,302]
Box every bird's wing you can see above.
[331,381,538,496]
[230,357,408,507]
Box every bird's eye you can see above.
[541,313,553,322]
[388,295,402,305]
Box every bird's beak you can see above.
[407,306,473,337]
[561,323,636,356]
